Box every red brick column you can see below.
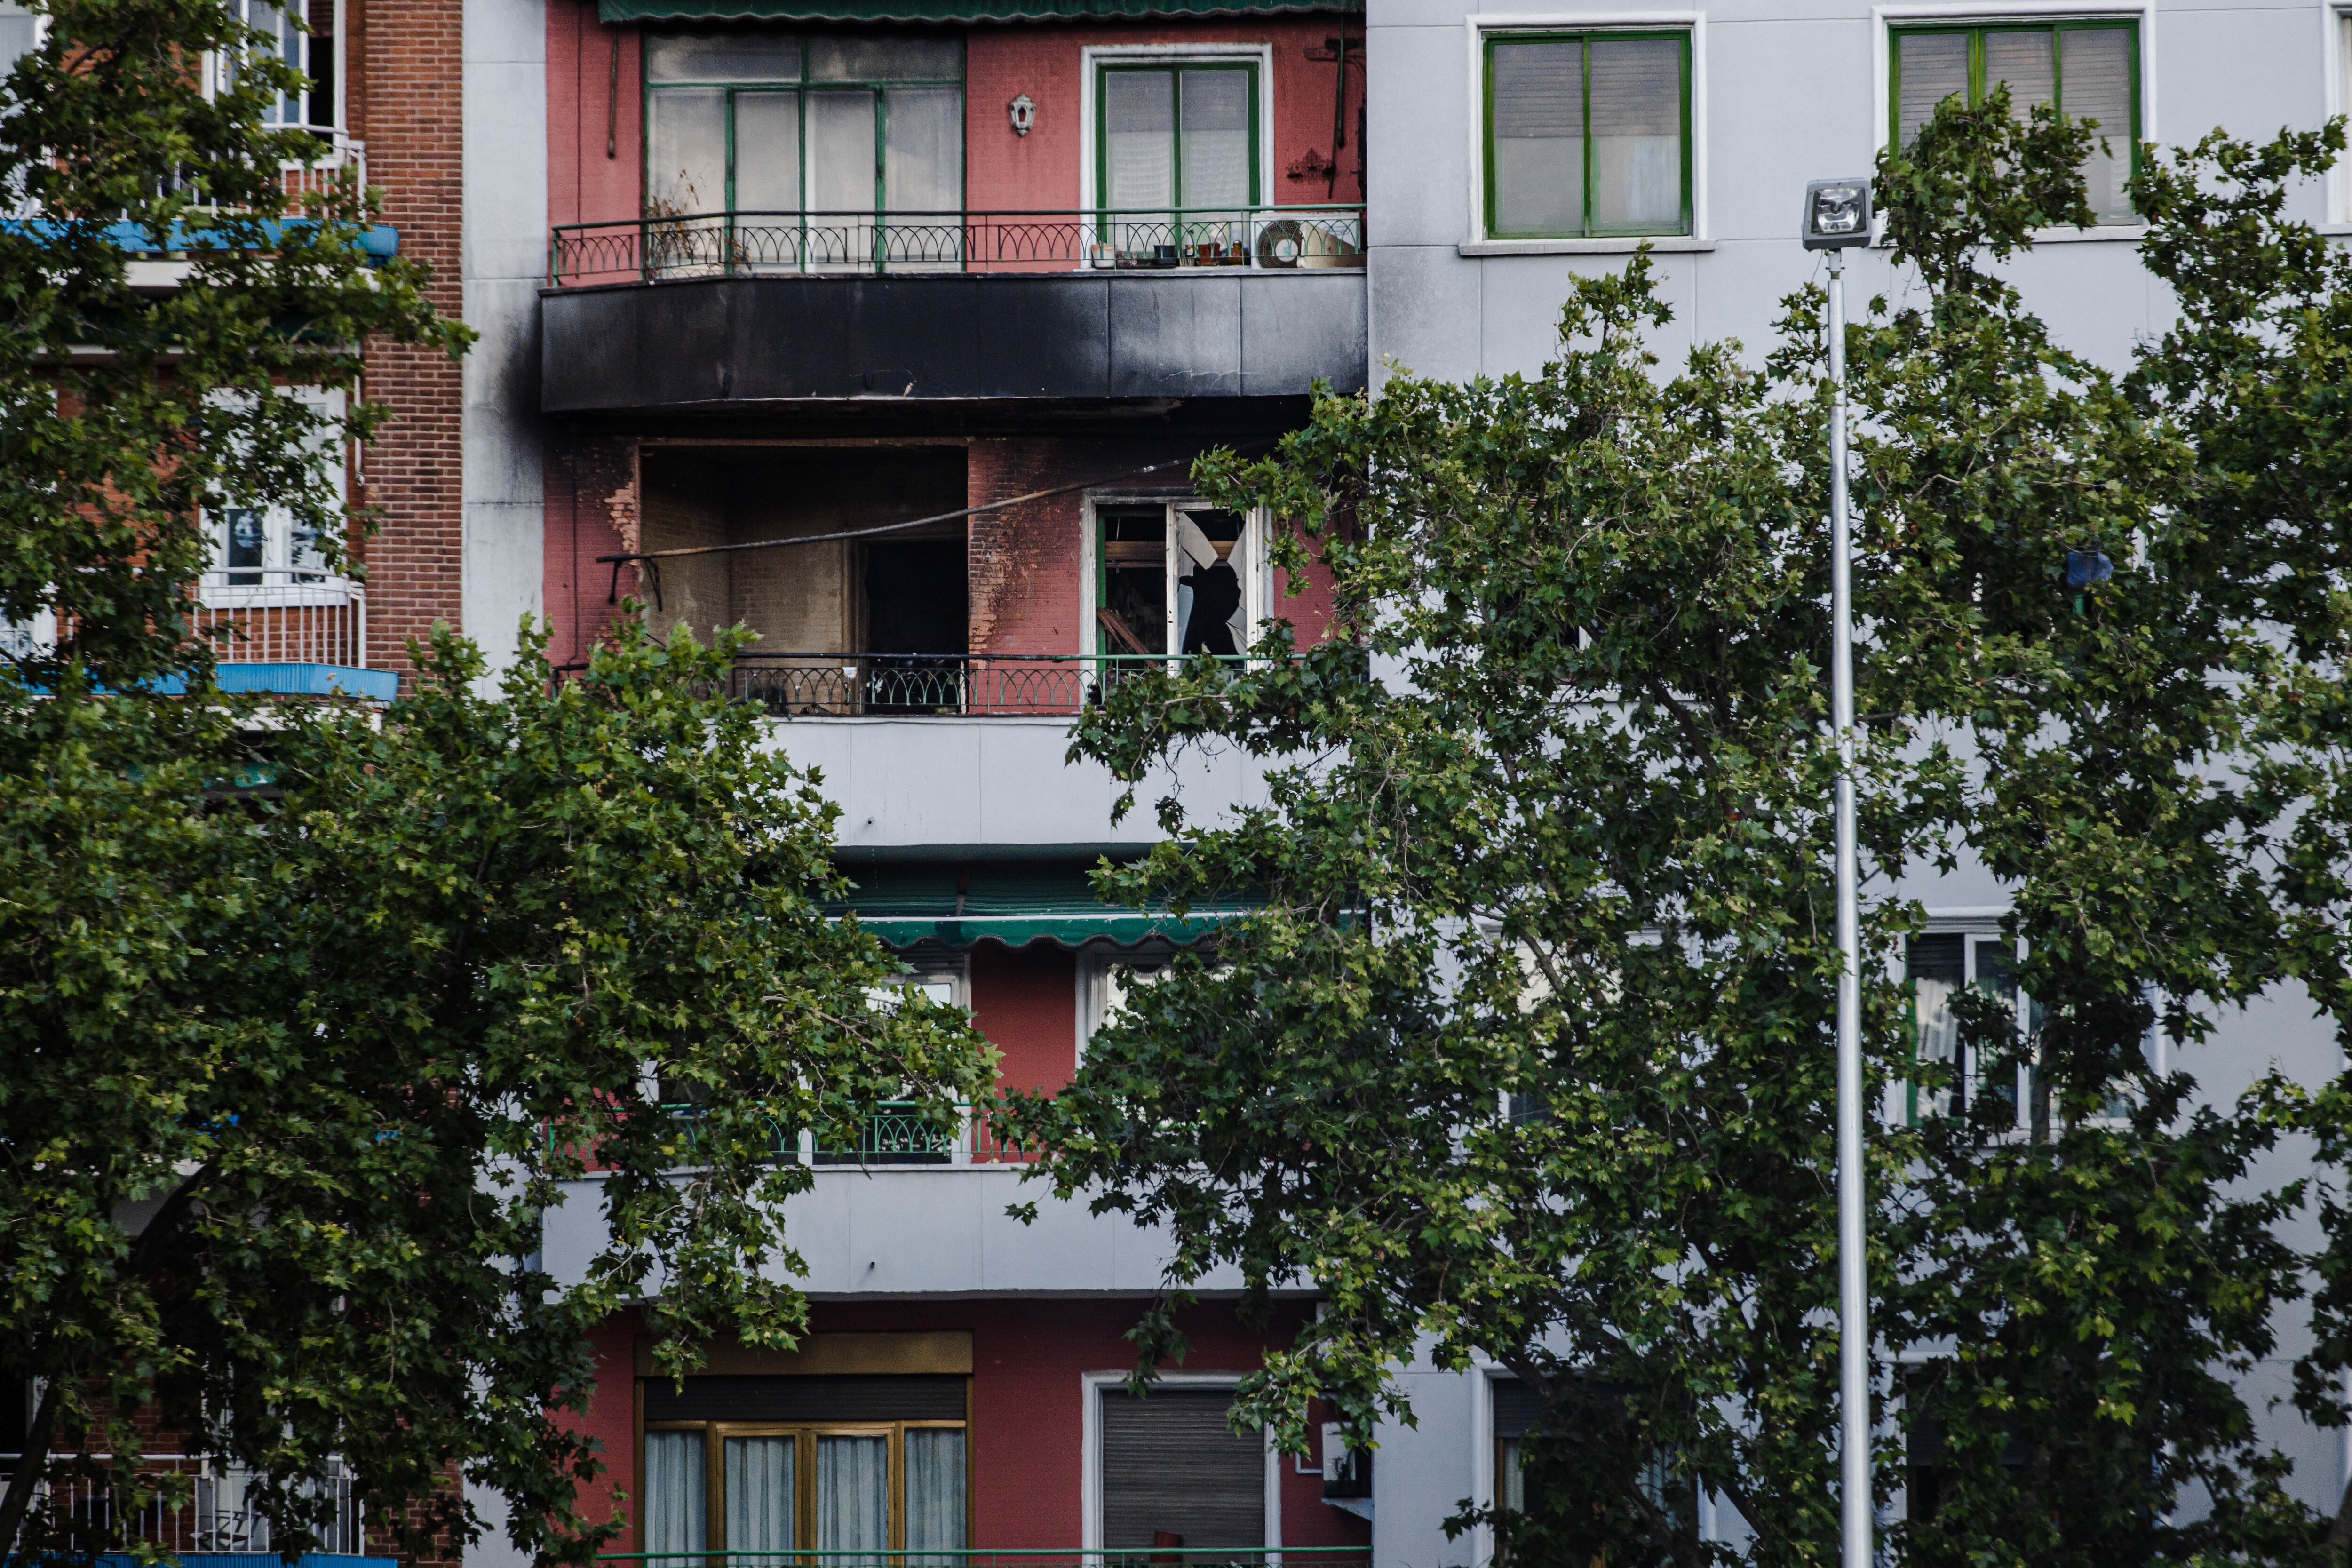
[350,0,467,680]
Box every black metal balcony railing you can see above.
[547,206,1366,285]
[710,653,1225,719]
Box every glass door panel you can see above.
[815,1434,890,1567]
[1103,70,1174,259]
[646,86,728,272]
[734,90,803,270]
[1178,68,1251,257]
[883,85,963,267]
[905,1429,966,1566]
[808,89,877,267]
[643,1432,709,1568]
[723,1436,794,1567]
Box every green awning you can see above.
[830,860,1249,951]
[605,0,1353,22]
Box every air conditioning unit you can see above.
[1320,1421,1371,1499]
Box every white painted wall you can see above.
[462,0,549,676]
[538,1167,1249,1297]
[765,716,1279,850]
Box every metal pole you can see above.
[1827,247,1872,1568]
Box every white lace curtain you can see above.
[726,1436,795,1565]
[906,1429,968,1566]
[817,1435,890,1566]
[645,1432,709,1568]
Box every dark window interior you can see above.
[864,538,966,656]
[1098,507,1167,656]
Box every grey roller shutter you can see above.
[1492,1379,1544,1440]
[1100,1386,1264,1548]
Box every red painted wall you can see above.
[544,3,1362,228]
[972,943,1081,1092]
[577,1299,1373,1552]
[549,0,646,232]
[964,20,1365,215]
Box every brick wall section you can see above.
[967,436,1336,660]
[350,0,468,679]
[544,430,639,669]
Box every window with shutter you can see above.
[1482,30,1692,240]
[1099,1386,1266,1549]
[1889,23,2139,223]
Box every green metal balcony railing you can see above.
[658,1102,1033,1168]
[600,1549,1372,1568]
[548,206,1365,285]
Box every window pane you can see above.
[647,86,726,213]
[884,86,961,211]
[724,1436,795,1565]
[1983,29,2054,115]
[1491,40,1583,236]
[810,90,877,210]
[1098,507,1168,657]
[224,508,267,585]
[647,32,802,83]
[735,90,803,211]
[2061,28,2134,222]
[1105,70,1175,212]
[643,1432,708,1568]
[1587,38,1680,230]
[906,1429,966,1565]
[1909,934,1965,1119]
[816,1435,890,1564]
[1176,509,1245,656]
[810,36,961,81]
[0,4,35,89]
[1179,69,1252,212]
[1895,32,1969,145]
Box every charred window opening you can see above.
[636,446,967,715]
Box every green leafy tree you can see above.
[0,5,997,1563]
[1004,92,2352,1568]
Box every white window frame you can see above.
[1078,42,1279,242]
[2330,5,2352,224]
[1896,914,2028,1131]
[211,1,349,159]
[1079,1371,1283,1553]
[1076,945,1176,1062]
[201,386,354,608]
[1459,12,1711,256]
[1077,493,1273,663]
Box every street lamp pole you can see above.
[1802,176,1873,1568]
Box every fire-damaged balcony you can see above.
[538,207,1368,412]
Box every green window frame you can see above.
[1889,21,2140,224]
[1092,61,1262,215]
[643,32,965,219]
[1480,29,1692,241]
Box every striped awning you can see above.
[830,860,1250,950]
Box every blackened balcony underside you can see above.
[538,271,1369,413]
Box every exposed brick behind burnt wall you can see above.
[967,436,1336,658]
[351,0,467,678]
[544,430,639,667]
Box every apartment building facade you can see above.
[489,0,1374,1564]
[1356,0,2352,1559]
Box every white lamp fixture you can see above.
[1803,178,1873,249]
[1008,93,1036,136]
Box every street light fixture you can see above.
[1802,174,1873,1568]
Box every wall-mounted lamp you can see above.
[1008,93,1036,136]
